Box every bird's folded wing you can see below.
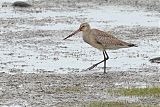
[92,29,128,46]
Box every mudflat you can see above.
[0,0,159,107]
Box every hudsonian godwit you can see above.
[64,23,137,73]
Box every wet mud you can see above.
[0,0,160,107]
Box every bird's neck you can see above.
[82,29,92,44]
[82,29,91,35]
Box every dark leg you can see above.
[103,51,109,73]
[87,59,105,70]
[104,51,109,60]
[103,51,106,73]
[86,51,109,72]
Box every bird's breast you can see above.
[82,32,91,44]
[82,32,104,51]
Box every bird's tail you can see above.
[128,43,138,47]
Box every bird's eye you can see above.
[81,25,85,28]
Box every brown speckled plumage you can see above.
[90,29,135,50]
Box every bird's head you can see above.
[79,23,90,31]
[63,23,90,40]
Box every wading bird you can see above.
[63,23,137,73]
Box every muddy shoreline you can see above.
[0,69,160,107]
[0,26,159,107]
[0,0,160,107]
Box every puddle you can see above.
[86,6,160,27]
[0,35,159,73]
[1,105,22,107]
[55,38,160,73]
[0,5,159,33]
[0,3,159,73]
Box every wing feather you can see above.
[92,29,128,47]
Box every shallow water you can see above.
[0,3,159,33]
[2,105,22,107]
[55,38,160,73]
[0,35,159,74]
[0,2,159,73]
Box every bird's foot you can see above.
[104,67,107,74]
[86,64,98,70]
[104,71,107,74]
